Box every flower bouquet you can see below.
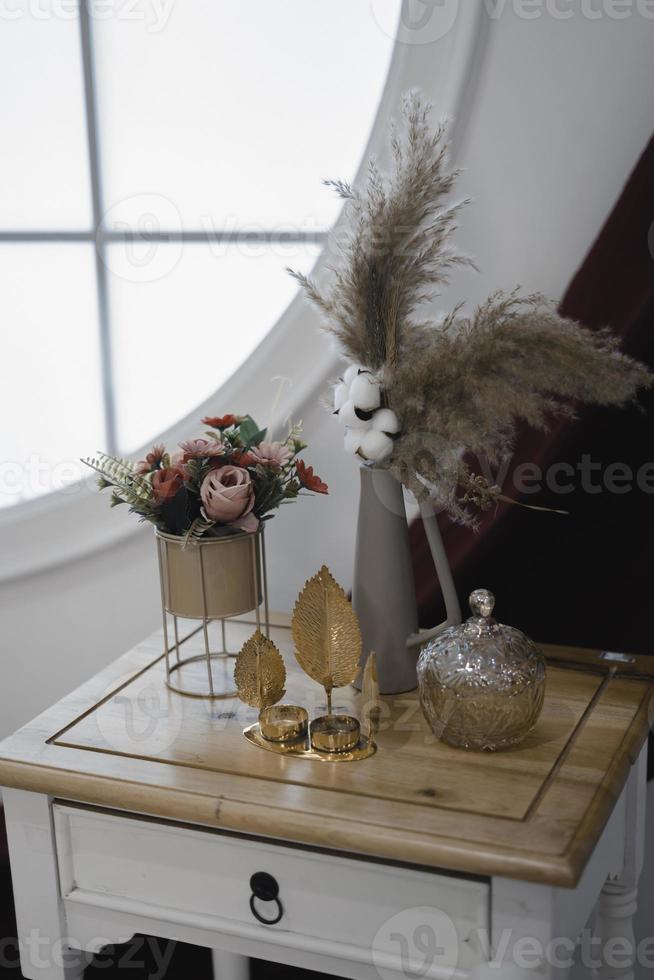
[84,413,327,542]
[83,415,328,697]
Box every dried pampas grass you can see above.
[290,92,651,525]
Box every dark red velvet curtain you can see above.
[411,134,654,657]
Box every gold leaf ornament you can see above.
[292,565,362,712]
[234,630,286,709]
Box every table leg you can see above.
[3,789,91,980]
[594,746,647,980]
[211,948,250,980]
[595,880,639,980]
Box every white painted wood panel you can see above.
[53,803,488,977]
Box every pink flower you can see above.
[200,465,258,531]
[178,438,225,462]
[248,441,292,468]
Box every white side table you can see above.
[0,618,651,980]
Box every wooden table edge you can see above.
[0,755,593,888]
[563,679,653,882]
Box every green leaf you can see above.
[238,416,267,447]
[182,516,216,548]
[246,428,267,449]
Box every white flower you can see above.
[339,399,373,429]
[350,372,381,411]
[344,428,364,454]
[333,382,349,412]
[372,408,400,434]
[333,365,399,464]
[360,429,394,462]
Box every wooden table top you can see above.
[0,616,652,887]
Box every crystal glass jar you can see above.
[417,589,546,751]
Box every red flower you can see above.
[202,414,242,429]
[151,466,186,503]
[135,443,166,474]
[296,459,328,494]
[231,449,256,467]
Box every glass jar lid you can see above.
[426,588,541,663]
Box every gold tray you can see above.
[243,723,376,762]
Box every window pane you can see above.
[0,6,92,229]
[108,242,321,452]
[93,0,400,229]
[0,245,104,507]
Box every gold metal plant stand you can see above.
[156,526,270,700]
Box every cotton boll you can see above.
[350,372,381,411]
[344,428,364,455]
[339,400,373,429]
[333,383,349,412]
[360,429,394,462]
[371,408,400,434]
[343,364,360,387]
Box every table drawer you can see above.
[54,803,488,976]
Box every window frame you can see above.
[0,1,487,583]
[0,2,326,457]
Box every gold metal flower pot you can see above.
[156,529,263,620]
[155,528,269,699]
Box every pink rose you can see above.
[200,465,258,531]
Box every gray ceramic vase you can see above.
[352,465,462,695]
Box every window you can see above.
[0,0,400,506]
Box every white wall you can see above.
[2,6,654,740]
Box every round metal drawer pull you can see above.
[249,872,283,925]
